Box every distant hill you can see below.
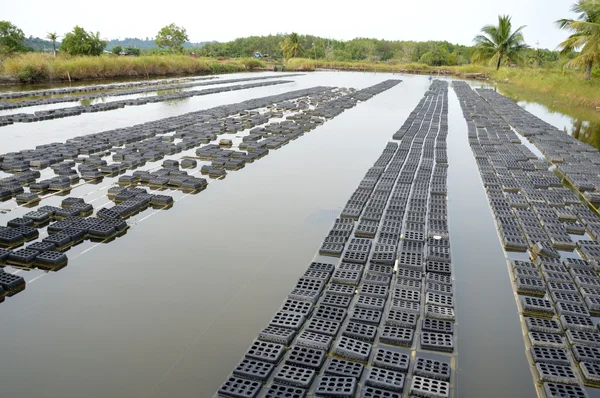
[24,36,58,52]
[106,38,213,50]
[106,38,157,50]
[23,36,213,52]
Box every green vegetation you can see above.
[419,45,451,66]
[60,26,106,56]
[557,0,600,80]
[281,33,305,59]
[472,15,528,69]
[46,32,58,57]
[493,67,600,109]
[124,47,141,56]
[104,37,210,52]
[0,3,598,114]
[0,20,26,56]
[281,58,600,109]
[155,23,189,53]
[200,34,476,65]
[109,45,140,56]
[497,81,600,149]
[23,36,59,52]
[0,53,265,82]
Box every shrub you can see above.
[124,47,140,56]
[240,58,266,70]
[16,64,47,82]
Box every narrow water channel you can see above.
[446,81,536,398]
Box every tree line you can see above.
[201,34,564,67]
[0,20,562,67]
[0,22,192,57]
[0,0,597,78]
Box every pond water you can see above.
[491,83,600,152]
[0,72,597,398]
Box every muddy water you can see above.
[0,72,593,397]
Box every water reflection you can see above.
[571,119,600,150]
[496,84,600,151]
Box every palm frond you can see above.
[556,0,600,74]
[472,14,527,68]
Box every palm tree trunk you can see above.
[52,42,56,57]
[585,60,593,81]
[496,54,502,70]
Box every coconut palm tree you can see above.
[556,0,600,80]
[472,15,529,70]
[280,33,304,59]
[46,32,58,57]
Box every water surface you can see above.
[0,72,596,397]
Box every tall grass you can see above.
[283,58,489,75]
[3,53,599,110]
[0,53,267,82]
[284,58,436,73]
[490,68,600,109]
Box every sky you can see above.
[2,0,577,49]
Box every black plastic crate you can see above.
[413,357,451,381]
[245,340,285,364]
[365,366,405,392]
[314,376,357,397]
[232,358,274,382]
[285,345,326,370]
[258,326,295,346]
[217,376,262,398]
[323,357,364,379]
[273,365,315,389]
[7,248,38,266]
[0,270,26,296]
[263,384,306,398]
[372,347,410,373]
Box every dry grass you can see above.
[0,53,267,82]
[490,67,600,109]
[3,53,599,111]
[283,58,490,75]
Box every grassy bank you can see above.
[3,53,599,112]
[490,68,600,110]
[283,58,487,76]
[284,58,600,111]
[0,53,267,83]
[497,82,600,150]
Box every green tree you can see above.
[112,45,122,55]
[333,49,352,61]
[46,32,58,57]
[0,21,26,56]
[448,51,467,65]
[324,41,334,62]
[472,15,529,69]
[124,46,140,56]
[155,23,188,53]
[60,26,106,56]
[280,33,304,59]
[556,0,600,80]
[419,45,450,66]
